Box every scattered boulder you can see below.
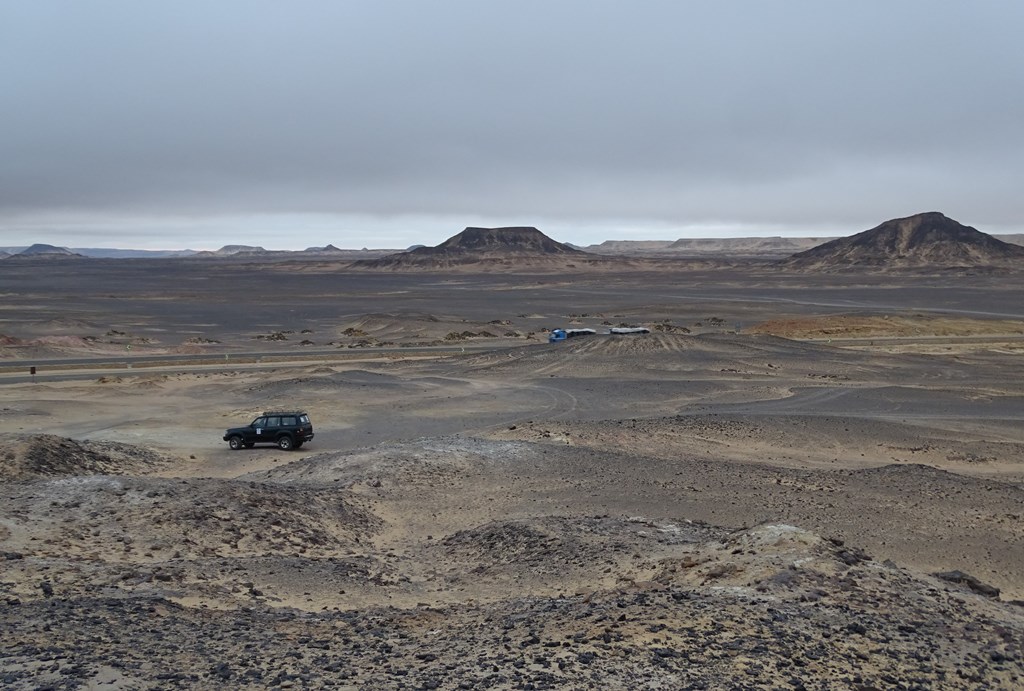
[934,570,1001,598]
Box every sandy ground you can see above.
[1,257,1024,688]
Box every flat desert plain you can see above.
[1,256,1024,689]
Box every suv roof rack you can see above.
[262,411,307,416]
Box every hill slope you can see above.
[781,212,1024,270]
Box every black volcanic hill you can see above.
[780,212,1024,271]
[13,244,82,258]
[434,227,580,254]
[352,227,588,270]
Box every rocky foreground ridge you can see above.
[2,433,1023,689]
[3,513,1022,689]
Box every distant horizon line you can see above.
[4,209,1023,253]
[4,229,1024,254]
[2,235,847,254]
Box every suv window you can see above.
[252,417,267,427]
[281,416,296,426]
[265,416,281,428]
[299,414,309,424]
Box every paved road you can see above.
[0,345,500,383]
[5,331,1022,384]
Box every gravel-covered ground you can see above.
[2,264,1024,688]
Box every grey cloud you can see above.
[1,1,1023,247]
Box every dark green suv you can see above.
[223,411,314,451]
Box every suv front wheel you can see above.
[277,435,294,451]
[228,435,243,450]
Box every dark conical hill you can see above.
[780,212,1024,270]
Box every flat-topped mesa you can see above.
[781,212,1024,270]
[434,227,582,255]
[211,245,268,255]
[349,225,593,270]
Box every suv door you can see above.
[249,416,267,443]
[264,416,282,442]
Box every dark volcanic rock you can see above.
[780,212,1024,270]
[3,588,1021,690]
[935,570,1002,598]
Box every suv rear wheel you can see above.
[277,435,294,451]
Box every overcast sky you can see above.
[2,1,1022,250]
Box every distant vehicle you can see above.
[609,327,650,335]
[223,411,314,451]
[548,328,597,343]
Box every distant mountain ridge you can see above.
[75,248,199,258]
[303,244,344,253]
[9,244,82,258]
[780,212,1024,271]
[668,237,833,254]
[0,246,198,258]
[995,235,1024,247]
[2,223,1021,262]
[194,245,269,257]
